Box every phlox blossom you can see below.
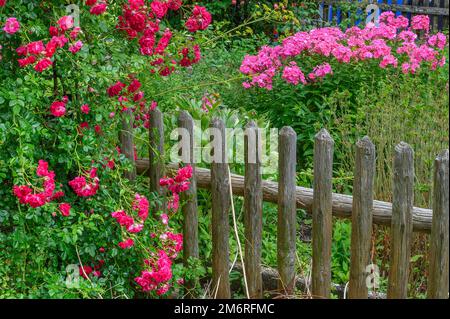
[282,62,307,85]
[411,15,430,32]
[428,33,447,50]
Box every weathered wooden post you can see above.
[244,121,263,299]
[210,117,231,299]
[149,108,165,212]
[179,111,199,298]
[349,137,376,299]
[120,108,136,181]
[277,126,297,296]
[312,128,334,299]
[388,142,414,299]
[427,149,449,299]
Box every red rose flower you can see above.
[57,16,74,31]
[150,1,168,19]
[107,81,126,97]
[80,104,90,114]
[185,6,212,33]
[3,17,20,34]
[90,2,107,15]
[50,101,66,117]
[59,203,71,217]
[34,58,53,72]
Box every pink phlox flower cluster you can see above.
[428,32,447,50]
[201,92,216,113]
[411,15,430,32]
[240,12,447,89]
[282,62,307,85]
[308,63,333,81]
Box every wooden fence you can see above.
[318,0,449,31]
[120,109,449,299]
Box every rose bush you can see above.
[0,0,210,298]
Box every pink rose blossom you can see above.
[3,17,20,34]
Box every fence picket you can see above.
[120,108,136,181]
[427,149,449,299]
[244,121,263,299]
[349,137,376,299]
[312,129,334,299]
[149,108,165,212]
[210,117,231,299]
[388,142,414,299]
[178,111,199,298]
[277,126,297,296]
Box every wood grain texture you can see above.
[136,160,433,232]
[277,126,297,296]
[349,137,376,299]
[210,117,231,299]
[427,149,449,299]
[178,111,199,298]
[443,0,449,30]
[312,128,334,299]
[244,121,263,299]
[120,109,136,181]
[388,142,414,299]
[149,108,165,212]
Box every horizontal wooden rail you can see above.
[320,0,449,16]
[135,159,433,232]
